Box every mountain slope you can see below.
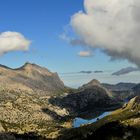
[102,82,136,92]
[49,79,122,117]
[0,63,70,139]
[58,96,140,140]
[102,82,136,101]
[0,62,66,95]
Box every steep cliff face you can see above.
[0,62,66,95]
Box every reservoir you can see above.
[73,111,111,128]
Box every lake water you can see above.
[73,111,111,128]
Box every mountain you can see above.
[0,62,66,95]
[49,79,122,117]
[79,79,113,97]
[102,82,136,91]
[112,67,140,76]
[102,82,137,101]
[133,84,140,94]
[0,65,123,139]
[79,79,101,89]
[0,64,132,140]
[58,96,140,140]
[0,63,71,139]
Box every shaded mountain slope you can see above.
[49,79,122,117]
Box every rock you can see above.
[49,80,122,116]
[0,123,5,132]
[0,62,66,95]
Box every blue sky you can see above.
[1,0,140,87]
[0,0,133,74]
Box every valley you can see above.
[2,0,140,139]
[0,63,139,140]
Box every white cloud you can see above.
[0,31,31,55]
[71,0,140,67]
[78,50,92,57]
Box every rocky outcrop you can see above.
[49,79,122,117]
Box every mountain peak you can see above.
[79,79,101,90]
[22,62,39,68]
[88,79,101,86]
[0,62,66,95]
[18,62,51,73]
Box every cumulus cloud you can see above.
[78,50,92,57]
[0,31,31,55]
[71,0,140,67]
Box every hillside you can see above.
[0,62,66,95]
[0,64,127,139]
[102,82,136,92]
[58,96,140,140]
[49,79,122,118]
[0,63,70,139]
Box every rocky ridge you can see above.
[0,62,66,95]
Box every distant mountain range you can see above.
[102,82,137,101]
[102,82,136,91]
